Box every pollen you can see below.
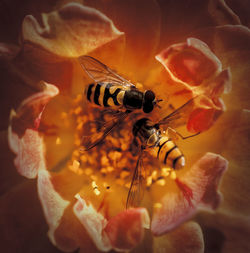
[170,170,177,180]
[94,188,101,196]
[161,167,171,177]
[146,176,153,187]
[56,137,61,145]
[74,106,82,115]
[153,202,162,209]
[156,178,166,186]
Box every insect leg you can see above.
[167,127,200,140]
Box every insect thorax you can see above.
[123,89,143,110]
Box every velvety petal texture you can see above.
[153,38,231,133]
[152,153,228,235]
[38,169,70,247]
[3,1,247,252]
[22,3,124,58]
[8,82,58,178]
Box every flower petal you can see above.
[0,180,61,253]
[8,82,58,178]
[156,38,222,86]
[190,25,250,110]
[151,38,231,133]
[37,169,70,248]
[22,3,124,58]
[153,222,204,253]
[85,0,161,79]
[73,194,112,252]
[157,0,240,49]
[104,208,150,251]
[151,153,228,236]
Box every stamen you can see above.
[56,137,61,145]
[153,202,162,209]
[170,171,177,180]
[156,178,166,186]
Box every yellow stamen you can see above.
[56,137,61,145]
[170,171,177,180]
[85,168,93,175]
[151,170,158,180]
[153,202,162,209]
[146,176,153,187]
[94,188,101,196]
[156,178,166,186]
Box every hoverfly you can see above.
[126,97,200,208]
[78,56,162,151]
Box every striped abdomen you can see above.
[86,83,127,108]
[150,136,185,170]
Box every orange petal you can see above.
[104,208,150,251]
[151,153,228,236]
[85,0,161,79]
[153,222,204,253]
[22,3,124,58]
[37,169,70,248]
[8,82,58,178]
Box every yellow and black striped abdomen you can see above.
[86,83,126,108]
[150,136,185,170]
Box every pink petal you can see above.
[104,208,150,251]
[156,38,222,86]
[8,82,58,178]
[73,194,112,252]
[154,38,231,133]
[73,194,150,252]
[22,3,124,58]
[154,222,204,253]
[37,169,70,248]
[152,153,228,236]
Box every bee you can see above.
[126,97,200,208]
[78,55,162,150]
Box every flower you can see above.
[1,1,250,253]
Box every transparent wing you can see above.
[126,149,145,208]
[80,111,130,151]
[157,96,199,129]
[78,55,135,88]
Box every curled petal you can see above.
[10,82,59,137]
[37,169,70,247]
[73,194,150,252]
[152,153,228,235]
[156,38,222,86]
[73,194,112,252]
[8,82,58,178]
[153,222,204,253]
[22,3,124,58]
[8,126,45,179]
[104,208,150,251]
[154,38,231,133]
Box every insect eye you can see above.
[147,134,157,146]
[143,103,154,113]
[144,90,155,101]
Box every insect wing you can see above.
[80,111,130,151]
[78,55,135,88]
[126,150,145,208]
[158,96,199,129]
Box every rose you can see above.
[1,1,250,252]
